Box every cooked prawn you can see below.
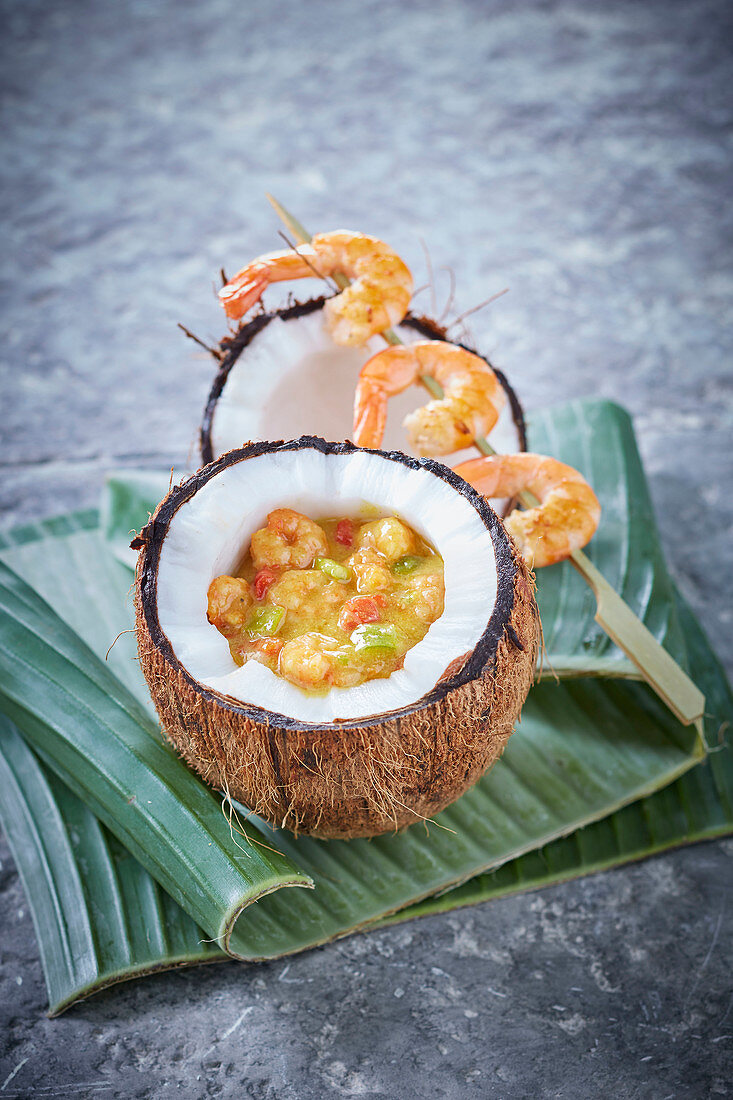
[454,453,601,568]
[347,548,393,594]
[278,632,362,690]
[353,342,506,455]
[354,517,415,562]
[278,632,387,691]
[207,576,253,636]
[250,509,328,570]
[269,569,344,612]
[345,518,415,594]
[219,231,413,347]
[278,632,336,688]
[395,574,445,623]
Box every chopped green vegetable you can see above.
[351,623,398,652]
[392,555,424,576]
[331,646,356,666]
[247,606,285,636]
[315,556,351,582]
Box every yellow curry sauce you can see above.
[206,508,445,693]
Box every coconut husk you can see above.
[134,438,540,839]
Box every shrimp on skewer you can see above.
[353,342,507,455]
[219,231,413,347]
[455,453,601,568]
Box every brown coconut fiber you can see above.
[136,556,537,838]
[134,439,540,839]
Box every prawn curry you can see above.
[207,508,445,693]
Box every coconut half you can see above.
[199,298,527,514]
[134,437,539,838]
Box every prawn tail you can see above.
[353,384,388,449]
[219,268,269,319]
[453,458,503,500]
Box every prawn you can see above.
[353,342,506,455]
[278,632,361,690]
[396,574,445,624]
[278,633,336,689]
[354,517,415,562]
[268,569,344,612]
[250,509,328,570]
[454,453,601,568]
[207,576,253,636]
[347,548,393,594]
[347,518,416,593]
[219,231,413,347]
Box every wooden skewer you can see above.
[264,194,705,731]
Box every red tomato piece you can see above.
[252,637,283,659]
[335,519,355,547]
[253,567,278,600]
[338,595,384,634]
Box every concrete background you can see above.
[1,0,731,1096]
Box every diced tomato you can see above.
[253,567,278,600]
[338,595,384,634]
[335,519,355,547]
[252,637,283,659]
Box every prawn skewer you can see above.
[219,230,413,348]
[453,453,601,568]
[268,196,705,730]
[353,342,506,456]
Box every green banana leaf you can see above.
[0,556,313,948]
[1,588,728,1015]
[384,593,732,924]
[0,518,703,916]
[0,716,224,1014]
[0,398,718,1013]
[0,555,706,1007]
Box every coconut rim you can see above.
[199,296,528,466]
[136,437,522,734]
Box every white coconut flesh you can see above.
[209,309,522,511]
[155,445,500,725]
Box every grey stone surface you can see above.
[1,0,731,1096]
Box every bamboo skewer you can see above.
[264,194,705,731]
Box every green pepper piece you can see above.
[247,605,285,636]
[351,623,398,652]
[331,647,356,666]
[391,554,424,576]
[315,556,352,582]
